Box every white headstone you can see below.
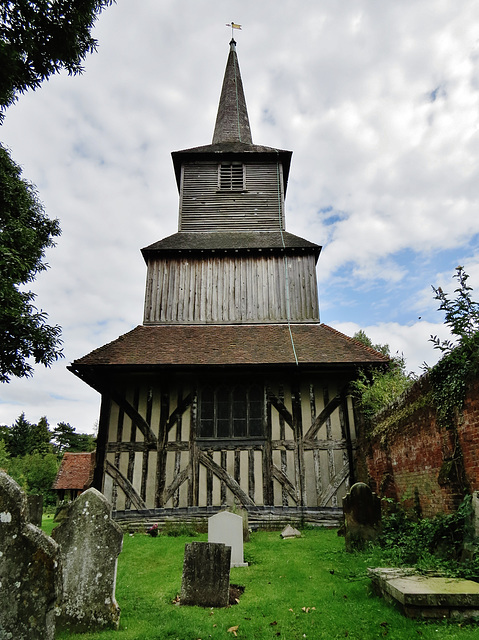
[208,511,248,567]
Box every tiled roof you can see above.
[142,231,321,256]
[69,323,389,370]
[52,452,96,491]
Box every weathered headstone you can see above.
[471,491,479,539]
[461,490,479,562]
[281,524,302,538]
[208,510,248,567]
[343,482,381,551]
[0,471,61,640]
[27,493,43,527]
[52,487,123,632]
[181,541,231,607]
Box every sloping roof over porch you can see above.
[52,451,96,491]
[69,323,389,370]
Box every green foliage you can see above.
[0,145,63,381]
[352,329,391,357]
[7,450,59,505]
[5,412,53,456]
[0,439,10,469]
[2,412,93,504]
[351,333,414,419]
[0,0,115,120]
[53,421,96,453]
[428,267,479,429]
[160,520,200,537]
[378,496,478,579]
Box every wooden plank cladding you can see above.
[143,253,319,324]
[179,162,285,231]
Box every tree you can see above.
[430,266,479,355]
[27,415,53,455]
[428,266,479,428]
[0,439,10,470]
[0,144,63,381]
[0,0,115,120]
[352,329,391,357]
[53,421,96,453]
[351,331,414,419]
[1,1,114,380]
[5,412,53,456]
[6,411,31,457]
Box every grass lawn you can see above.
[45,520,478,640]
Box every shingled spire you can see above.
[212,39,252,144]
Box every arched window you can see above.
[198,384,264,439]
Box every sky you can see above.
[1,0,479,434]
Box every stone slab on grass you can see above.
[369,567,479,619]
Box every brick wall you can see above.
[358,374,479,517]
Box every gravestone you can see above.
[208,510,248,567]
[343,482,381,551]
[471,491,479,539]
[461,490,479,562]
[52,487,123,632]
[281,524,301,538]
[27,493,43,527]
[0,471,61,640]
[181,541,231,607]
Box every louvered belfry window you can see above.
[219,162,245,191]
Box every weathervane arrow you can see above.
[226,21,242,38]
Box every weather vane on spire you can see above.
[226,21,242,39]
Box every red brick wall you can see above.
[360,374,479,517]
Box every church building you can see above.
[70,40,387,525]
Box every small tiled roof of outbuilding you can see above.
[69,324,389,371]
[52,451,96,491]
[142,231,321,257]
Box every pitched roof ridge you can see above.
[320,323,390,361]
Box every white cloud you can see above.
[1,0,479,430]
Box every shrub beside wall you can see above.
[358,374,479,518]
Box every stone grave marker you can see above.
[181,541,231,607]
[208,510,248,567]
[52,487,123,632]
[281,524,301,538]
[461,490,479,561]
[27,493,43,527]
[342,482,381,551]
[0,471,61,640]
[471,491,479,539]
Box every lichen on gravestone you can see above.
[52,487,123,632]
[0,471,61,640]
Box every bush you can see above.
[377,496,479,579]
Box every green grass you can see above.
[43,521,478,640]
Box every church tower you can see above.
[70,41,387,525]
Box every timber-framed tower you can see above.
[70,40,387,526]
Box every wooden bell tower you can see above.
[70,40,387,526]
